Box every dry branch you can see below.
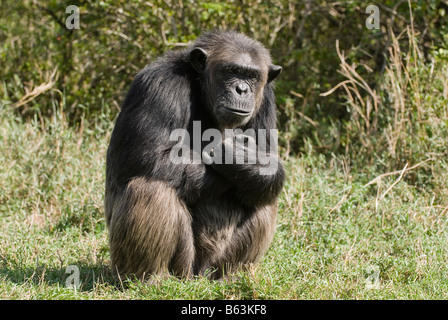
[12,68,58,109]
[365,158,433,187]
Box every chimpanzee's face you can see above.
[190,47,281,129]
[210,53,264,128]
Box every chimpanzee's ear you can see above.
[190,48,208,73]
[267,65,282,83]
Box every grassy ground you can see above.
[1,104,447,299]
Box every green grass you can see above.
[1,104,448,299]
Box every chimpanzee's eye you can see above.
[225,66,239,76]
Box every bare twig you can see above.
[12,68,59,109]
[320,40,380,133]
[365,158,433,187]
[375,163,408,210]
[441,206,448,216]
[329,193,349,215]
[319,80,353,97]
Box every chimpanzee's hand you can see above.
[202,134,257,169]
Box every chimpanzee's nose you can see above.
[236,83,248,95]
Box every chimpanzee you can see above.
[105,30,284,280]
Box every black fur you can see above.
[105,31,285,279]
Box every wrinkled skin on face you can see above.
[189,35,281,130]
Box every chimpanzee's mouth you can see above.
[224,107,253,117]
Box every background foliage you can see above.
[1,0,447,169]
